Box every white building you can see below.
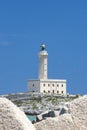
[28,44,66,95]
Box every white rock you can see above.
[35,95,87,130]
[0,97,36,130]
[69,95,87,129]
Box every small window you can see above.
[57,91,59,94]
[53,90,54,93]
[61,84,63,87]
[52,84,54,86]
[61,91,63,94]
[43,84,45,86]
[43,90,46,93]
[57,84,59,87]
[48,90,50,93]
[32,84,34,87]
[48,84,50,86]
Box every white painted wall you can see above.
[27,80,40,92]
[38,50,48,79]
[28,79,66,94]
[40,80,66,94]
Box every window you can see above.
[53,90,54,93]
[61,91,63,94]
[32,84,34,87]
[57,84,59,87]
[48,90,50,93]
[61,84,63,87]
[57,91,59,94]
[52,84,54,87]
[43,90,46,93]
[43,84,45,86]
[48,84,50,86]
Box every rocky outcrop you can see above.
[36,102,70,122]
[3,93,77,115]
[36,110,55,122]
[0,97,36,130]
[34,95,87,130]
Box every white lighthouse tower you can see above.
[38,44,48,80]
[28,44,67,95]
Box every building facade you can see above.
[28,44,66,95]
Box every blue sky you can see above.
[0,0,87,95]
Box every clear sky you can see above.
[0,0,87,95]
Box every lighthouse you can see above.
[38,44,48,79]
[28,44,66,95]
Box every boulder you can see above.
[59,102,70,115]
[36,110,49,122]
[54,110,60,117]
[36,110,56,122]
[0,97,36,130]
[36,114,43,122]
[34,95,87,130]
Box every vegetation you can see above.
[3,93,80,114]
